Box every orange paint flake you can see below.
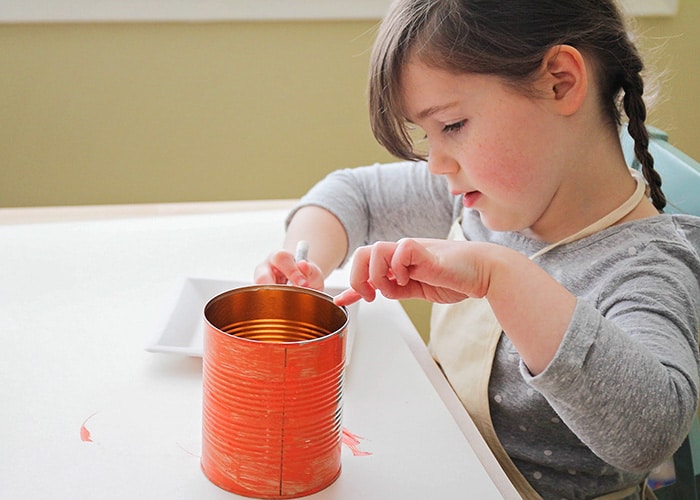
[341,427,372,456]
[80,412,98,442]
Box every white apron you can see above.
[430,172,654,499]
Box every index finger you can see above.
[333,287,364,306]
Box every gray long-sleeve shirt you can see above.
[289,160,700,499]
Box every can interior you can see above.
[204,285,348,343]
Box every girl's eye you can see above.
[443,120,466,134]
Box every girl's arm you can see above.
[478,243,577,375]
[336,238,575,374]
[335,235,700,469]
[254,205,348,289]
[256,161,456,288]
[284,206,348,277]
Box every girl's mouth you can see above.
[462,191,482,208]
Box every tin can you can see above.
[201,284,348,498]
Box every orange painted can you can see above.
[201,284,348,499]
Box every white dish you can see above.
[146,277,358,363]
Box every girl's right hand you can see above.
[334,238,481,307]
[253,249,325,291]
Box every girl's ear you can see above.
[538,45,588,116]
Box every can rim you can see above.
[203,284,349,346]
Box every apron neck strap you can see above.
[530,170,647,260]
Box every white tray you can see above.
[146,277,357,362]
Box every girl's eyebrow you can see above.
[411,101,460,122]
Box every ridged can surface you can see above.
[201,284,347,498]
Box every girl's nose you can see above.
[427,148,459,176]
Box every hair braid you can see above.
[621,59,666,211]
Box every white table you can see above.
[0,201,519,499]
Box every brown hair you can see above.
[368,0,666,210]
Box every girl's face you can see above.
[400,59,572,238]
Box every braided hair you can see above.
[368,0,666,210]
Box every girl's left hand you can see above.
[334,238,490,306]
[254,248,325,290]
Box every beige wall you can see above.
[0,20,394,207]
[1,9,698,209]
[636,2,700,157]
[1,8,699,335]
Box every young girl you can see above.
[255,1,700,498]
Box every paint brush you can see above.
[294,240,309,262]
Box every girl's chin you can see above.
[475,211,527,234]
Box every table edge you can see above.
[0,199,299,225]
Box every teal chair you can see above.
[621,125,700,215]
[621,125,700,499]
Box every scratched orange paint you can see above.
[341,428,372,457]
[201,285,348,499]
